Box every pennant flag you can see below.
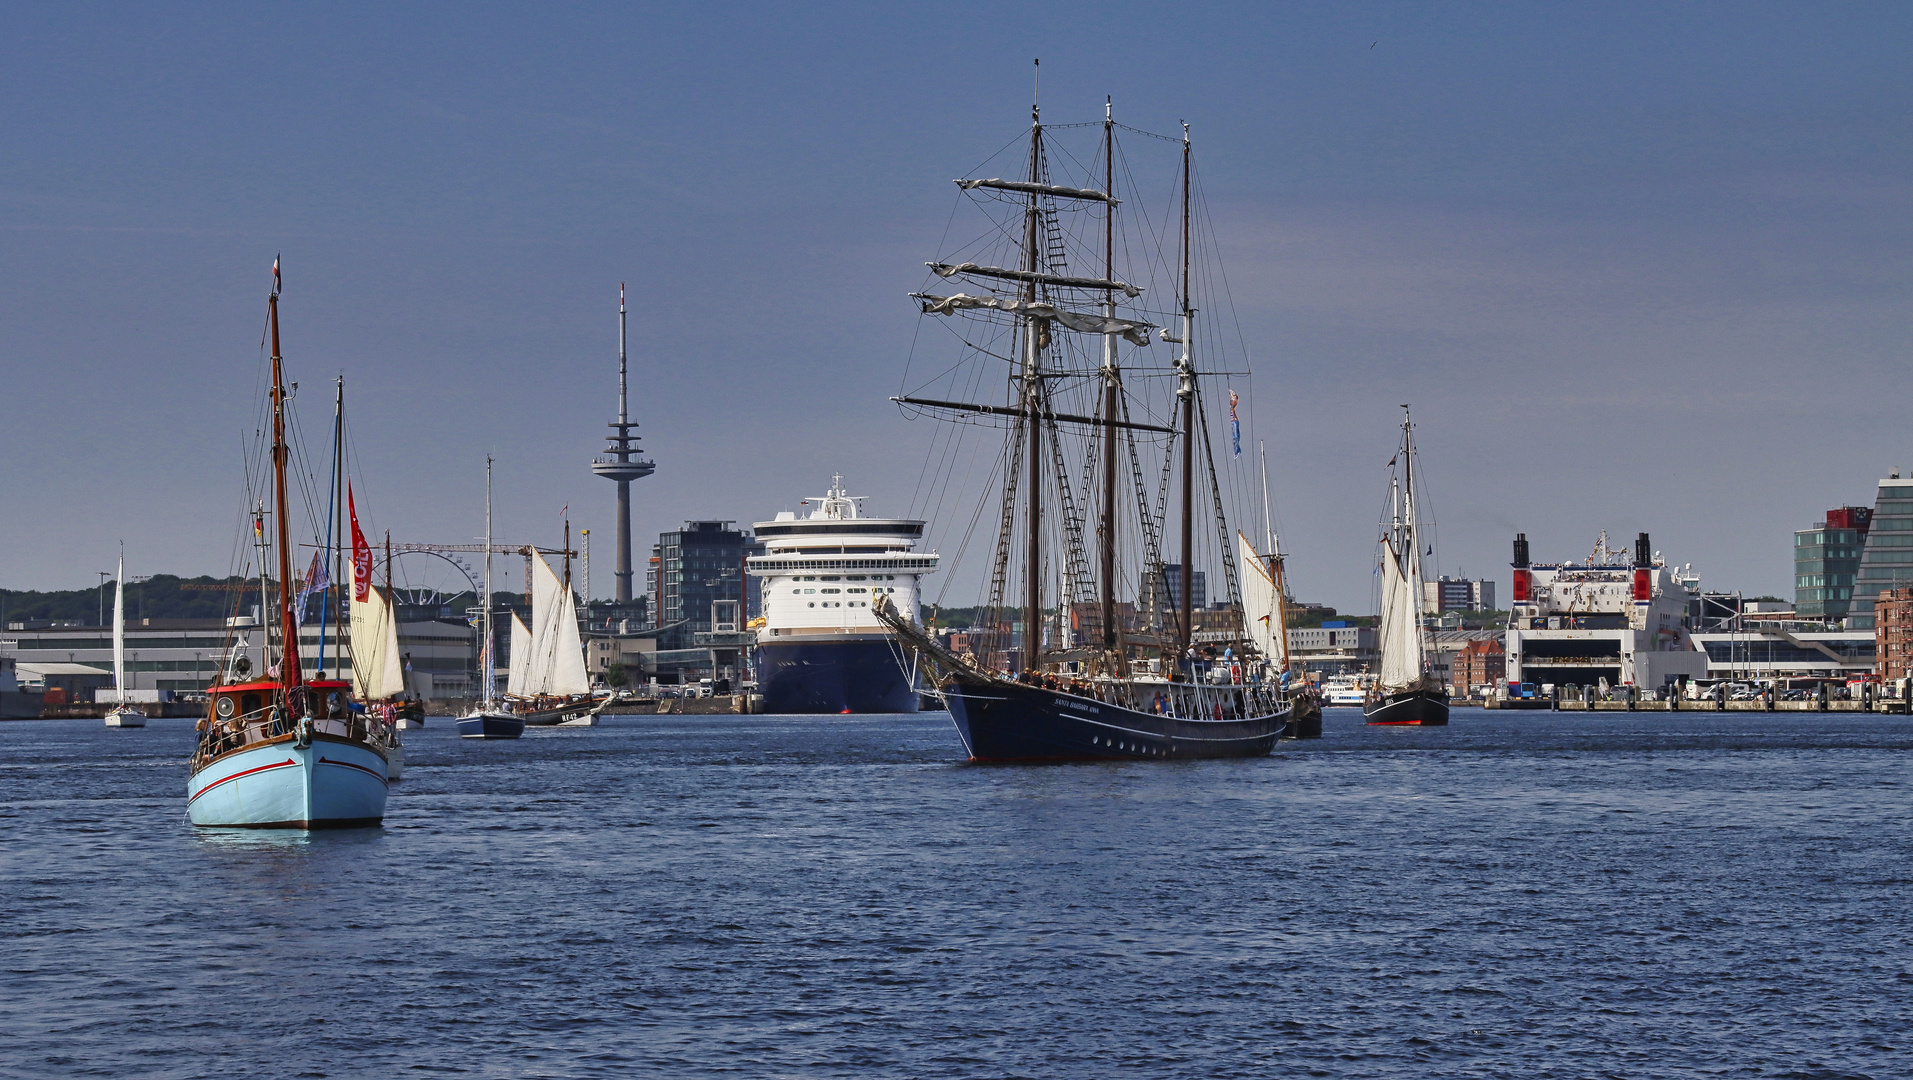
[349,484,372,602]
[271,255,281,294]
[1228,390,1241,458]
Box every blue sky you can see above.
[4,3,1911,611]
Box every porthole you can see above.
[215,696,235,718]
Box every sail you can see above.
[112,555,125,694]
[506,613,532,697]
[1377,542,1422,689]
[527,555,590,697]
[350,586,406,699]
[1237,532,1281,666]
[914,293,1155,345]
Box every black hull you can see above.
[944,677,1288,762]
[515,697,603,726]
[755,638,919,714]
[1286,696,1324,738]
[1364,688,1450,726]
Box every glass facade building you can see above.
[1852,477,1913,629]
[651,521,763,636]
[1794,505,1871,623]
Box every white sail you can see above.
[1238,531,1282,667]
[526,555,590,697]
[1377,541,1422,689]
[350,586,406,700]
[112,554,126,695]
[506,613,532,698]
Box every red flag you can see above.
[349,484,372,602]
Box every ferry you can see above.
[1321,675,1368,707]
[747,478,940,713]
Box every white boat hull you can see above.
[187,737,388,828]
[104,707,147,728]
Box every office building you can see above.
[652,521,762,636]
[1422,576,1497,614]
[1852,474,1913,628]
[1794,506,1872,623]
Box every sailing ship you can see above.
[1364,408,1450,726]
[872,88,1292,760]
[457,457,526,739]
[503,553,600,725]
[1241,443,1322,738]
[103,548,146,728]
[187,266,395,828]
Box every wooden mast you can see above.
[1021,62,1043,671]
[267,268,303,691]
[1099,97,1120,666]
[1176,124,1195,667]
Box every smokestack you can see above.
[1511,533,1532,604]
[1633,532,1652,601]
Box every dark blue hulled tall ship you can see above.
[749,478,941,713]
[872,86,1297,761]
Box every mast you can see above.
[1259,441,1290,673]
[322,376,344,679]
[1099,96,1120,664]
[1401,406,1427,674]
[1021,62,1043,669]
[267,274,302,691]
[113,546,125,695]
[482,456,495,708]
[1176,123,1195,665]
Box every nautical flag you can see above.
[271,255,281,293]
[294,550,328,629]
[1229,390,1241,458]
[253,514,264,543]
[349,484,372,603]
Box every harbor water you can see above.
[3,708,1910,1078]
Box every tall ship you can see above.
[187,264,395,828]
[872,85,1293,760]
[748,478,940,713]
[1364,408,1450,726]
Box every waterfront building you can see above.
[0,616,473,702]
[1852,474,1913,628]
[1422,576,1497,614]
[1794,506,1872,623]
[1689,627,1875,681]
[1149,564,1206,616]
[1875,587,1913,679]
[1448,637,1506,697]
[1285,623,1378,675]
[1505,531,1709,691]
[652,522,762,637]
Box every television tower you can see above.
[591,283,655,603]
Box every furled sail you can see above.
[1238,532,1281,666]
[956,177,1115,203]
[506,612,532,698]
[112,556,126,695]
[926,262,1142,298]
[1376,542,1423,690]
[913,292,1154,345]
[350,586,406,700]
[525,555,590,697]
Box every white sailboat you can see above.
[1365,407,1450,726]
[103,548,146,728]
[506,554,599,725]
[457,457,524,739]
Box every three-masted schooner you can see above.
[1364,407,1450,726]
[875,90,1293,760]
[187,266,396,827]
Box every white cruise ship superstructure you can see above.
[747,478,940,713]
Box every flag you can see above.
[294,550,327,629]
[253,514,264,544]
[271,255,281,294]
[1228,390,1241,458]
[349,484,372,602]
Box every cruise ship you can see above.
[747,479,940,713]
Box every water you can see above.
[3,708,1910,1079]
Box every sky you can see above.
[4,2,1911,612]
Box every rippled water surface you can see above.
[3,708,1911,1078]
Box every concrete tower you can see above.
[591,284,655,603]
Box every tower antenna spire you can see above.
[592,281,656,605]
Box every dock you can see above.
[1485,697,1913,714]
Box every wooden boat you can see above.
[187,266,394,827]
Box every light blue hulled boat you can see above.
[186,271,394,829]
